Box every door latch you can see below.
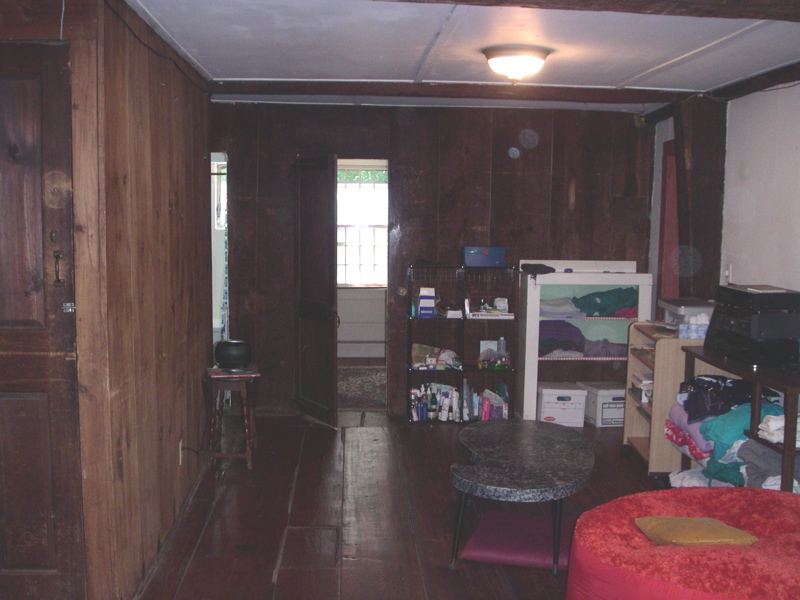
[62,302,76,313]
[54,250,65,287]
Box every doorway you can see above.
[211,153,228,343]
[336,159,388,411]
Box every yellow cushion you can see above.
[635,516,758,546]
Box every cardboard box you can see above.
[578,381,625,427]
[417,287,435,318]
[463,246,506,267]
[537,383,587,427]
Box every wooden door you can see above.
[294,156,338,428]
[0,43,86,599]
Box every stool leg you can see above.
[208,387,223,457]
[241,389,253,469]
[204,377,218,456]
[213,394,224,454]
[249,377,259,448]
[551,498,563,575]
[450,491,469,569]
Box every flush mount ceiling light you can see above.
[482,45,550,83]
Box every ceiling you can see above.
[124,0,800,114]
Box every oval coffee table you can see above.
[450,419,595,574]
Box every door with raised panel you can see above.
[0,43,86,599]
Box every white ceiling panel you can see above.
[128,0,457,81]
[125,0,800,110]
[627,20,800,91]
[424,8,789,90]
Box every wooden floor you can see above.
[135,411,657,600]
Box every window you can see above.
[337,159,388,286]
[212,160,227,230]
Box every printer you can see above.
[704,284,800,368]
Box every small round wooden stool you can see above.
[204,367,260,469]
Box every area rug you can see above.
[338,366,386,410]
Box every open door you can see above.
[0,44,86,598]
[294,156,338,428]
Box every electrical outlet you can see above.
[179,439,183,466]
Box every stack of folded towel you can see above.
[757,414,800,447]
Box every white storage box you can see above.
[657,298,714,325]
[417,287,436,318]
[537,383,587,427]
[578,381,625,427]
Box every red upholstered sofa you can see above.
[566,487,800,600]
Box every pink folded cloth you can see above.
[664,419,712,461]
[668,403,714,454]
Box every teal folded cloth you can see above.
[701,402,783,461]
[572,287,638,317]
[700,402,784,486]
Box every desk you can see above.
[205,367,260,469]
[450,420,594,573]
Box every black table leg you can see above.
[551,498,563,575]
[450,491,469,569]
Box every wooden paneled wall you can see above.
[88,2,212,597]
[210,104,654,416]
[3,2,212,597]
[674,97,727,301]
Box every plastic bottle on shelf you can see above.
[418,385,428,421]
[438,392,450,422]
[497,336,507,355]
[418,399,427,422]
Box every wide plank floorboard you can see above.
[136,414,656,600]
[394,424,523,600]
[341,426,428,600]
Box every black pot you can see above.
[214,340,253,368]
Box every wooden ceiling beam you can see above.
[211,60,800,108]
[374,0,800,23]
[210,80,690,105]
[645,59,800,124]
[711,60,800,100]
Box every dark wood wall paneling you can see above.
[385,108,441,410]
[210,104,655,416]
[100,1,211,597]
[0,0,97,39]
[211,104,393,408]
[674,97,727,301]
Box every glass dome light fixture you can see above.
[482,45,550,83]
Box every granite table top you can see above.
[450,420,595,502]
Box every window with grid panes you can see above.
[337,159,388,286]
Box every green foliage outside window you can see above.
[337,169,388,184]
